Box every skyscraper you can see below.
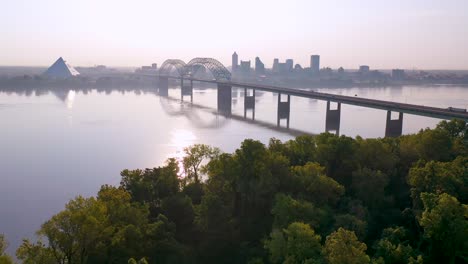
[240,60,251,73]
[255,57,265,75]
[311,55,320,72]
[273,58,279,73]
[286,59,294,72]
[232,52,238,71]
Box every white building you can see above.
[44,57,80,78]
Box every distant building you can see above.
[311,55,320,72]
[273,58,279,73]
[43,57,80,78]
[255,57,265,75]
[277,63,288,74]
[285,59,294,72]
[232,52,238,71]
[135,63,158,73]
[294,64,303,71]
[240,60,251,73]
[359,65,370,73]
[392,69,405,80]
[272,58,294,74]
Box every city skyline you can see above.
[1,0,468,69]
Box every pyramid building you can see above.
[44,57,80,78]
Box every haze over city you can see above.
[2,0,468,69]
[1,0,468,263]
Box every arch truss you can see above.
[187,58,231,81]
[159,59,188,77]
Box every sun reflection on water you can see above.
[66,90,76,109]
[168,129,197,177]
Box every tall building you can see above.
[255,57,265,75]
[272,58,279,73]
[311,55,320,72]
[359,65,370,73]
[240,60,251,73]
[232,52,238,71]
[392,69,405,80]
[285,59,294,72]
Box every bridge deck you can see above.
[155,74,468,121]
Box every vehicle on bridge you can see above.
[447,107,467,113]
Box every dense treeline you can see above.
[2,120,467,264]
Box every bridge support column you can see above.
[325,101,341,135]
[181,79,193,102]
[158,76,169,96]
[217,84,232,115]
[385,111,403,137]
[244,88,255,120]
[277,93,290,128]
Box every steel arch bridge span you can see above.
[159,59,187,77]
[187,58,231,81]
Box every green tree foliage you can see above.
[323,228,370,264]
[408,156,468,208]
[372,227,422,264]
[419,192,468,263]
[0,234,13,264]
[314,133,357,188]
[39,196,107,263]
[265,222,324,264]
[354,137,398,173]
[351,168,389,210]
[183,144,220,183]
[333,214,367,241]
[120,158,180,215]
[271,193,329,233]
[16,239,56,264]
[269,135,317,166]
[289,162,344,207]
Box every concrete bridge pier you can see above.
[158,76,169,96]
[277,93,291,128]
[244,88,256,119]
[385,111,403,137]
[325,101,341,135]
[217,84,232,115]
[181,79,193,102]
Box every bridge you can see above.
[143,57,468,137]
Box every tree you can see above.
[416,128,453,162]
[408,156,468,208]
[419,192,468,264]
[183,144,220,183]
[323,228,370,264]
[314,133,357,188]
[289,162,344,207]
[282,135,317,166]
[265,222,324,264]
[333,214,367,241]
[354,137,398,173]
[351,168,389,210]
[372,227,421,264]
[39,196,107,263]
[120,158,181,216]
[0,234,13,264]
[271,193,330,233]
[16,239,56,264]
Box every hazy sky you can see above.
[1,0,468,69]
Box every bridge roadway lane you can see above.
[159,75,468,121]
